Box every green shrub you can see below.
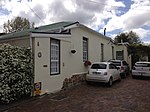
[0,44,33,103]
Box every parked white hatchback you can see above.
[132,61,150,78]
[86,62,121,86]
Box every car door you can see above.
[122,61,129,74]
[109,64,118,80]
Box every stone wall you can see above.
[62,73,86,89]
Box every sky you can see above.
[0,0,150,43]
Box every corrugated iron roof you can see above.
[0,21,74,40]
[0,21,113,43]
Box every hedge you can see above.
[0,44,33,103]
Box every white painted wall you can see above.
[115,45,128,62]
[72,27,115,63]
[33,27,118,95]
[0,25,129,96]
[115,44,132,69]
[0,37,30,47]
[33,36,85,94]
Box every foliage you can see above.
[84,61,91,66]
[115,31,150,65]
[3,16,34,33]
[114,31,141,44]
[0,44,33,103]
[129,44,150,59]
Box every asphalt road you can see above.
[2,75,150,112]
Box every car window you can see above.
[122,61,128,66]
[135,63,150,67]
[91,64,107,69]
[109,64,117,69]
[110,62,121,66]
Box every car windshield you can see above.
[110,62,121,66]
[135,63,150,67]
[91,64,107,69]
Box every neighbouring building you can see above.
[0,21,130,95]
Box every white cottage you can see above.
[0,21,129,95]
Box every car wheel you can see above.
[108,78,113,87]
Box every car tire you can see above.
[108,78,113,87]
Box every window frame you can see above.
[101,43,104,61]
[112,46,114,59]
[116,50,124,60]
[50,38,60,75]
[83,37,88,62]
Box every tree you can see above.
[114,31,141,44]
[115,31,150,67]
[3,16,34,33]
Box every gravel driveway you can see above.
[3,75,150,112]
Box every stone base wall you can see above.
[62,73,86,89]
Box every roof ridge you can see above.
[37,21,74,28]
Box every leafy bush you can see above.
[0,44,33,103]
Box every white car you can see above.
[86,62,121,86]
[132,61,150,78]
[108,60,130,78]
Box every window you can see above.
[50,39,60,75]
[101,43,104,61]
[135,63,150,67]
[83,37,88,62]
[109,64,117,69]
[122,61,128,66]
[91,64,107,69]
[111,62,121,66]
[116,51,124,60]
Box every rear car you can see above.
[108,60,130,78]
[132,61,150,78]
[86,62,121,86]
